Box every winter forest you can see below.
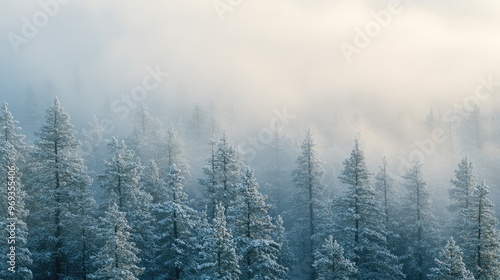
[3,1,500,280]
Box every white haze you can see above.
[1,0,500,212]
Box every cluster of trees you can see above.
[1,98,499,279]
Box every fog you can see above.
[2,0,500,209]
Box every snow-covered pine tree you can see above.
[149,164,199,279]
[374,157,397,232]
[200,132,243,219]
[0,143,33,280]
[98,138,152,278]
[338,138,403,279]
[196,203,241,279]
[1,103,27,155]
[289,129,325,280]
[89,203,143,280]
[232,168,287,279]
[164,125,190,181]
[273,215,295,279]
[448,157,477,267]
[142,159,166,204]
[27,98,96,279]
[464,181,500,279]
[428,238,474,280]
[99,137,150,212]
[127,103,165,166]
[449,157,477,213]
[313,235,357,280]
[400,160,438,280]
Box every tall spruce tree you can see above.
[400,160,438,280]
[290,129,325,280]
[338,139,403,279]
[98,138,152,278]
[200,132,243,219]
[90,203,143,280]
[196,204,241,279]
[232,168,287,279]
[150,164,199,279]
[27,98,96,279]
[428,238,474,280]
[448,157,478,267]
[313,236,357,280]
[0,143,33,280]
[464,181,500,279]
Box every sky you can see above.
[2,0,500,113]
[1,0,500,150]
[1,0,500,210]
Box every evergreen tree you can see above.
[99,138,150,212]
[89,203,143,280]
[400,160,438,280]
[273,215,295,279]
[338,139,404,279]
[289,129,325,280]
[197,204,241,279]
[375,157,396,231]
[449,157,478,268]
[128,103,165,166]
[313,236,357,280]
[1,103,27,154]
[232,168,287,279]
[200,132,243,219]
[98,138,152,278]
[464,181,500,279]
[164,125,190,180]
[142,160,166,204]
[0,143,33,280]
[27,98,96,279]
[150,164,199,279]
[428,238,474,280]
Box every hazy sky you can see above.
[1,0,500,123]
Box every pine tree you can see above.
[142,160,166,204]
[313,236,357,280]
[449,157,478,268]
[197,204,241,279]
[232,168,287,279]
[150,164,199,279]
[375,157,396,231]
[99,138,150,212]
[200,132,243,219]
[273,215,295,279]
[1,103,27,154]
[464,181,500,279]
[289,129,325,280]
[128,103,165,166]
[98,138,153,276]
[400,160,438,280]
[164,125,190,181]
[338,139,404,279]
[27,98,96,279]
[428,238,474,280]
[0,143,33,280]
[89,203,143,280]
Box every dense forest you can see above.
[1,95,500,280]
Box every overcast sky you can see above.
[1,0,500,124]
